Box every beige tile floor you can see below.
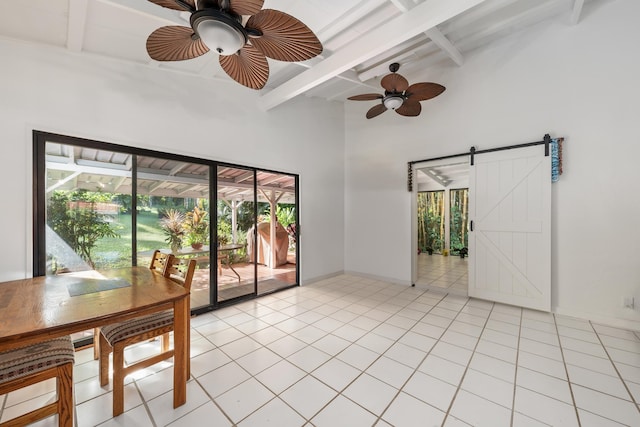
[2,274,640,426]
[416,254,468,294]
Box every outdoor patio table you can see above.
[140,244,245,282]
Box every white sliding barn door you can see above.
[468,145,551,312]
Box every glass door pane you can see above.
[45,141,133,344]
[46,143,133,274]
[217,166,256,302]
[256,171,298,295]
[136,156,211,311]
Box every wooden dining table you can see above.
[0,266,190,412]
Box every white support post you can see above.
[444,188,451,254]
[269,191,277,269]
[231,200,238,244]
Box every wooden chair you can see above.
[0,336,75,427]
[148,249,172,273]
[93,250,173,360]
[98,257,195,416]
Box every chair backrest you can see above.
[165,258,196,291]
[149,250,172,276]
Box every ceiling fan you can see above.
[144,0,323,89]
[348,63,446,119]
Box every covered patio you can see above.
[191,257,297,306]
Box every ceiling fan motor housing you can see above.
[191,9,247,55]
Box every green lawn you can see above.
[92,210,166,269]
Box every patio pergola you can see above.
[45,142,296,267]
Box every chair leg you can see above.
[99,333,111,387]
[57,363,74,427]
[161,333,170,353]
[93,328,100,360]
[112,343,125,417]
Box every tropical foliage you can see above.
[449,189,469,255]
[47,190,120,268]
[159,209,185,252]
[183,203,209,246]
[417,191,444,253]
[417,189,468,255]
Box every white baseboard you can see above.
[301,270,345,286]
[344,270,413,286]
[554,306,640,332]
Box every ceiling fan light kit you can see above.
[348,62,446,119]
[383,95,404,110]
[145,0,323,89]
[191,9,246,55]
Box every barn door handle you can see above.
[470,220,474,232]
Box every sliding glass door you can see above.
[255,171,298,295]
[217,165,257,302]
[135,155,211,311]
[35,131,300,321]
[215,167,299,302]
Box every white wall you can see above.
[345,0,640,328]
[0,40,345,283]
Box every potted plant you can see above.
[183,205,209,250]
[217,234,229,248]
[426,247,434,255]
[160,209,185,253]
[459,247,468,259]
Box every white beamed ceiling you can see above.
[0,0,598,110]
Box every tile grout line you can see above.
[509,307,524,427]
[330,287,451,425]
[191,375,237,426]
[167,287,480,426]
[220,282,443,425]
[372,290,464,426]
[588,320,640,414]
[190,293,315,425]
[440,299,496,426]
[215,285,349,425]
[131,379,158,427]
[552,313,582,427]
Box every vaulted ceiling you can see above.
[1,0,595,110]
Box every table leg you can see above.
[223,256,241,283]
[228,264,241,283]
[173,297,188,408]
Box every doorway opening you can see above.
[410,136,554,310]
[412,159,469,294]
